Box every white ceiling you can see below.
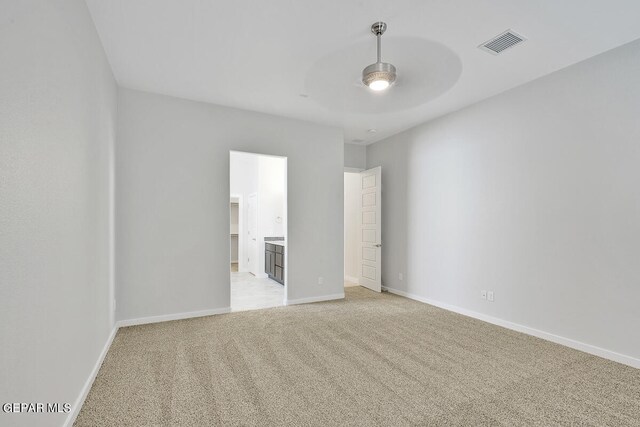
[86,0,640,145]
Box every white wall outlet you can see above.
[481,290,487,299]
[487,291,494,302]
[318,277,324,285]
[398,273,403,281]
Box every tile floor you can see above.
[230,271,284,312]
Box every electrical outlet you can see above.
[481,290,487,299]
[318,277,324,285]
[398,273,403,281]
[487,291,494,302]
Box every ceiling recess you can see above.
[479,29,526,55]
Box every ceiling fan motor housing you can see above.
[362,62,397,87]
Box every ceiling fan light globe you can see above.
[369,79,390,91]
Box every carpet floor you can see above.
[75,287,640,426]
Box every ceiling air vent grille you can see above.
[479,30,526,55]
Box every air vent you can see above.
[479,30,526,55]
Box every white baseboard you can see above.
[116,307,231,328]
[344,275,359,284]
[383,286,640,369]
[286,293,345,306]
[64,326,118,427]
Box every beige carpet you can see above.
[76,287,640,426]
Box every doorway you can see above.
[230,151,287,311]
[344,167,382,292]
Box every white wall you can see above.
[230,152,259,272]
[344,172,360,282]
[344,143,366,169]
[230,203,239,262]
[367,39,640,364]
[257,155,287,279]
[258,155,286,238]
[116,88,344,320]
[0,1,117,425]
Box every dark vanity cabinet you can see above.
[265,243,284,285]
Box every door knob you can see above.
[374,244,382,247]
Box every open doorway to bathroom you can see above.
[230,151,287,311]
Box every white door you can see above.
[358,166,382,292]
[247,193,258,275]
